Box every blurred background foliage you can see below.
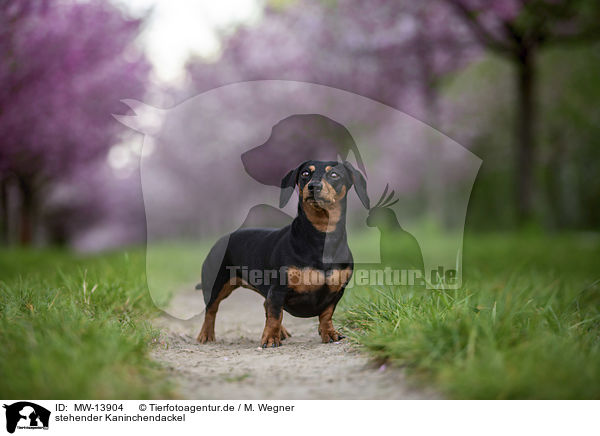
[1,0,599,250]
[2,0,599,400]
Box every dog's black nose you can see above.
[307,181,322,193]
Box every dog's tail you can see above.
[195,282,202,290]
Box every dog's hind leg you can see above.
[197,279,238,343]
[280,325,292,340]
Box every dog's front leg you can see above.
[318,303,345,343]
[261,286,286,348]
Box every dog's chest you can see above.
[286,266,352,294]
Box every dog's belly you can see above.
[283,287,343,318]
[282,265,352,317]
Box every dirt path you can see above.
[152,289,433,399]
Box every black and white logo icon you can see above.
[3,402,50,434]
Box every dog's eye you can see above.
[330,172,340,179]
[301,170,310,178]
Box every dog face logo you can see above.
[3,402,50,434]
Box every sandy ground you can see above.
[152,288,434,399]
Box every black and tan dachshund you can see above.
[196,160,369,347]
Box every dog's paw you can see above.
[280,325,292,341]
[197,330,215,344]
[318,327,345,343]
[260,332,282,348]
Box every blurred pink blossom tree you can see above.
[180,0,477,226]
[0,0,149,244]
[444,0,600,222]
[187,0,474,123]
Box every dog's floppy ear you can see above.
[343,161,370,209]
[279,161,309,208]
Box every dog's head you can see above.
[280,160,370,211]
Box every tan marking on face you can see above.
[308,165,315,171]
[301,183,347,232]
[287,266,325,292]
[320,179,337,202]
[301,182,309,200]
[325,165,332,172]
[326,267,353,292]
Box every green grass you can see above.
[0,248,173,399]
[338,232,600,399]
[2,233,599,399]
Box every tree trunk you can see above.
[18,177,35,245]
[514,47,537,224]
[543,128,567,229]
[0,177,8,245]
[415,7,444,224]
